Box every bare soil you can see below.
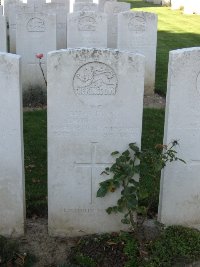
[17,218,78,267]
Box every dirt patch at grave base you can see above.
[17,218,78,267]
[143,94,165,109]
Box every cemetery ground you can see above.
[2,108,200,267]
[1,1,200,266]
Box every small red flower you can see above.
[36,53,44,59]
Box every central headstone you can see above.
[48,48,145,236]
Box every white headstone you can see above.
[0,52,25,237]
[67,11,107,48]
[75,0,92,3]
[4,0,21,19]
[48,48,145,236]
[158,47,200,228]
[104,2,130,49]
[98,0,116,12]
[0,14,7,51]
[184,0,200,15]
[162,0,170,6]
[153,0,161,4]
[16,12,56,90]
[42,3,67,49]
[0,5,3,14]
[118,11,157,95]
[73,2,98,12]
[8,3,34,53]
[171,0,184,10]
[50,0,70,12]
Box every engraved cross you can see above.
[74,142,112,204]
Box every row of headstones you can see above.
[0,46,200,237]
[146,0,200,14]
[0,0,158,95]
[170,0,200,14]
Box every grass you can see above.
[123,0,200,95]
[23,110,47,217]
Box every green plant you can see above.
[144,226,200,266]
[97,142,185,230]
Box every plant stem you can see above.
[39,60,47,87]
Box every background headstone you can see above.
[48,48,145,236]
[0,14,7,51]
[67,11,107,48]
[162,0,170,6]
[16,12,56,90]
[0,52,25,237]
[42,3,67,49]
[0,5,3,14]
[158,47,200,228]
[118,11,157,95]
[73,2,98,12]
[171,0,184,10]
[8,3,34,53]
[98,0,116,12]
[104,1,130,49]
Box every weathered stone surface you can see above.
[158,47,200,229]
[0,5,3,14]
[8,3,34,53]
[104,1,130,48]
[16,12,56,91]
[0,14,7,52]
[118,11,157,95]
[67,11,107,48]
[73,2,98,12]
[98,0,116,12]
[0,53,25,237]
[48,48,145,236]
[161,0,170,6]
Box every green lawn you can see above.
[23,108,165,217]
[124,0,200,95]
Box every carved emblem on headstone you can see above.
[27,17,45,32]
[78,16,97,31]
[128,15,146,34]
[73,62,118,96]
